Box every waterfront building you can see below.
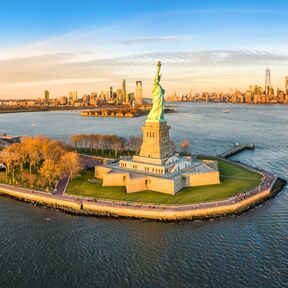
[122,79,127,102]
[278,90,285,103]
[245,91,252,103]
[136,81,143,104]
[100,90,105,100]
[109,86,113,99]
[82,94,90,104]
[69,91,78,102]
[59,96,68,105]
[116,89,122,103]
[128,92,135,102]
[44,90,49,105]
[265,67,271,95]
[96,62,220,195]
[285,76,288,95]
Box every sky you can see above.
[1,0,288,99]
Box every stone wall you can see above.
[0,186,81,211]
[0,176,280,221]
[102,172,128,187]
[95,166,112,179]
[126,176,147,193]
[184,171,220,187]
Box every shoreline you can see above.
[0,107,91,114]
[0,160,286,221]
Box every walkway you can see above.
[54,175,70,196]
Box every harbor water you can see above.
[0,103,287,288]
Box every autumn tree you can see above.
[60,152,83,180]
[39,159,61,188]
[179,140,190,155]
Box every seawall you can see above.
[0,177,286,221]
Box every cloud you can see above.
[1,48,288,98]
[0,78,109,89]
[105,50,288,67]
[120,35,187,45]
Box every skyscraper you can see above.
[265,67,271,95]
[135,81,143,104]
[44,90,49,104]
[69,91,78,102]
[122,79,127,102]
[116,89,122,103]
[109,86,113,99]
[285,76,288,95]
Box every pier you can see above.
[218,143,255,158]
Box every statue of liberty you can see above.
[147,61,165,122]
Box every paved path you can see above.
[54,175,70,196]
[80,155,103,169]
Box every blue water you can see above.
[0,103,287,288]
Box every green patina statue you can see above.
[147,61,165,122]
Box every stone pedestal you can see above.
[139,121,173,161]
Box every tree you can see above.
[39,159,61,188]
[29,151,41,173]
[128,136,142,154]
[60,152,83,180]
[0,146,22,182]
[179,140,190,155]
[70,134,82,149]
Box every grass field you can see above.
[67,160,262,205]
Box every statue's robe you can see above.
[147,76,165,122]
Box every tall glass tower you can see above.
[265,67,271,95]
[122,79,127,102]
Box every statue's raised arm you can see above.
[154,61,162,84]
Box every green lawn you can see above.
[66,159,262,205]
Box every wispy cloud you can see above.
[106,50,288,67]
[120,35,188,45]
[0,78,109,89]
[1,48,288,98]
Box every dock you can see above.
[218,143,255,158]
[0,134,21,147]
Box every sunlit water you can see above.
[0,103,287,288]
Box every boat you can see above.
[223,109,230,113]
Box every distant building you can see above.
[100,90,105,100]
[44,90,49,105]
[59,96,68,105]
[109,86,113,99]
[285,76,288,95]
[265,67,271,95]
[116,89,122,103]
[69,91,78,102]
[122,79,127,102]
[135,81,143,104]
[128,93,135,102]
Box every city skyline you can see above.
[1,0,288,98]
